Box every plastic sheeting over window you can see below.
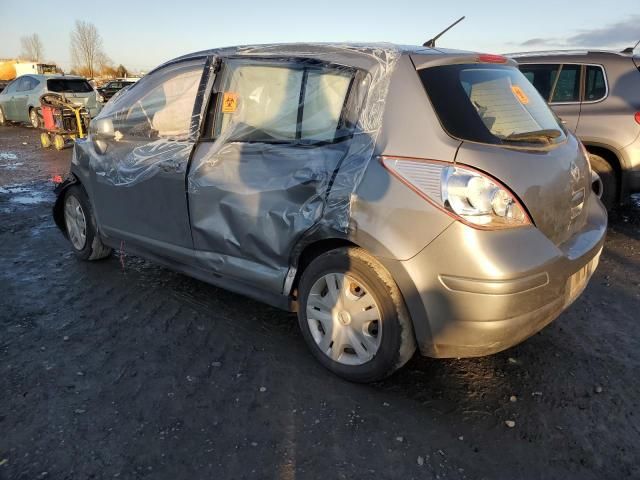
[186,45,400,290]
[86,58,210,186]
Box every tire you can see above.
[297,247,416,382]
[0,106,5,126]
[589,153,617,210]
[53,134,65,150]
[63,185,112,261]
[40,132,51,148]
[29,107,41,128]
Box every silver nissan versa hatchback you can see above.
[53,43,607,382]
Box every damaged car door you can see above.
[88,58,208,253]
[188,58,358,292]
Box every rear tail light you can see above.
[635,112,640,125]
[381,156,531,229]
[478,54,508,64]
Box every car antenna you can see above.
[621,39,640,54]
[423,16,466,48]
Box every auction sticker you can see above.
[511,85,529,104]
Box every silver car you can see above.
[512,50,640,209]
[0,74,101,128]
[53,44,607,382]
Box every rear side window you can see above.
[47,79,93,93]
[210,60,354,143]
[519,64,560,101]
[585,65,607,101]
[551,65,580,103]
[419,64,565,146]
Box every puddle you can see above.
[0,183,54,205]
[0,161,25,170]
[0,152,18,160]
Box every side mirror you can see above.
[91,117,115,155]
[92,117,115,140]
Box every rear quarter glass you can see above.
[418,64,565,146]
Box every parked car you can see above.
[53,44,606,382]
[511,50,640,209]
[0,74,101,128]
[97,80,136,103]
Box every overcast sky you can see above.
[0,0,638,72]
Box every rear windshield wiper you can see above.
[501,129,563,143]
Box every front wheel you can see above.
[297,247,416,382]
[63,185,112,261]
[29,108,41,128]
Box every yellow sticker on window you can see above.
[511,85,529,104]
[222,92,238,113]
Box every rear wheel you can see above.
[29,108,41,128]
[297,247,416,382]
[589,153,617,210]
[63,185,112,261]
[40,132,51,148]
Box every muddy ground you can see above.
[0,125,639,480]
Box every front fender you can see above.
[52,173,79,237]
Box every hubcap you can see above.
[306,273,382,366]
[0,108,4,123]
[64,195,87,250]
[30,110,38,127]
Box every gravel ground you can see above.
[1,125,639,480]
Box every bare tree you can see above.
[69,20,105,78]
[20,34,44,62]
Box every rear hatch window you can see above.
[47,79,93,93]
[418,64,566,146]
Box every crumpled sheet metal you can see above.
[185,44,400,284]
[188,43,401,229]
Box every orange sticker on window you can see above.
[511,85,529,104]
[222,92,238,113]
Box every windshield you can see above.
[418,64,565,145]
[47,79,93,93]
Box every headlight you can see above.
[381,156,531,229]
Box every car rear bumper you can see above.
[384,194,607,358]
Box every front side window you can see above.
[419,64,565,146]
[585,65,607,101]
[551,64,581,103]
[2,79,19,94]
[211,60,354,143]
[102,59,205,140]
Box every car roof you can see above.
[507,49,639,66]
[155,42,488,73]
[21,74,88,80]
